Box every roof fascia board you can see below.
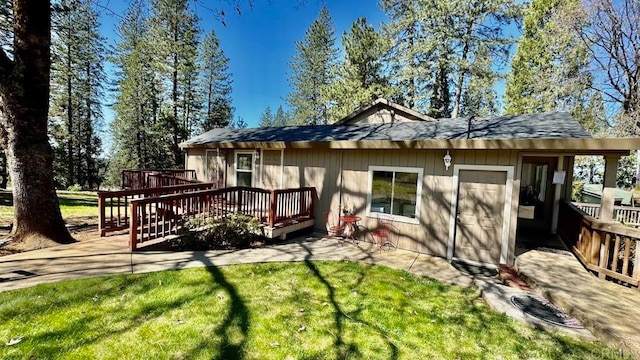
[180,138,640,153]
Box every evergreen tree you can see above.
[0,1,75,244]
[381,0,518,117]
[380,0,425,110]
[273,105,290,126]
[259,106,274,127]
[199,29,233,131]
[459,47,498,118]
[287,6,338,125]
[111,0,169,174]
[504,0,593,120]
[49,0,105,189]
[149,0,200,166]
[326,17,391,122]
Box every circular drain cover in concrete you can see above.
[510,294,584,329]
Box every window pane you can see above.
[392,172,418,218]
[237,172,252,187]
[237,154,253,170]
[371,171,393,214]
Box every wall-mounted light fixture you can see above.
[443,151,452,170]
[254,148,261,160]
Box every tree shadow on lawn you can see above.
[183,252,250,360]
[298,242,400,360]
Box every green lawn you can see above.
[0,190,98,223]
[0,262,625,359]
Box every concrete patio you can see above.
[517,247,640,358]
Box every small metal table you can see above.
[339,215,362,243]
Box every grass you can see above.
[0,261,626,360]
[0,190,98,223]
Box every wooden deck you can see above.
[558,201,639,289]
[99,183,316,251]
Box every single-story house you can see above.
[179,98,640,266]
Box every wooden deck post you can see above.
[599,232,611,279]
[310,188,317,219]
[129,202,138,251]
[634,244,640,287]
[269,190,276,228]
[601,154,620,222]
[98,192,106,236]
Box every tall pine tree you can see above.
[287,6,338,125]
[326,17,391,122]
[380,0,425,110]
[381,0,518,117]
[149,0,200,166]
[110,0,169,178]
[504,0,592,118]
[259,106,274,127]
[199,29,233,131]
[50,0,105,189]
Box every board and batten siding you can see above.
[281,149,343,230]
[185,147,521,262]
[261,150,282,189]
[185,149,233,186]
[185,148,207,181]
[344,107,417,124]
[280,148,520,259]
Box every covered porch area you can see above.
[515,149,639,289]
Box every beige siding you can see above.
[277,148,518,259]
[344,107,415,125]
[261,150,282,189]
[187,147,523,262]
[186,148,207,181]
[281,149,343,231]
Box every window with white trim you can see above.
[236,152,253,186]
[367,166,422,222]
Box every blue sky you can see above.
[98,0,387,129]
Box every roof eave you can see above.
[180,137,640,154]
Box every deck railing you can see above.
[147,173,200,188]
[98,182,216,236]
[559,201,639,288]
[128,186,316,250]
[573,202,640,226]
[121,169,198,189]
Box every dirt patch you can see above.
[0,216,102,257]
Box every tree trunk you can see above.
[451,21,474,119]
[66,8,74,187]
[0,1,73,244]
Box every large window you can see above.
[367,166,422,223]
[236,152,253,186]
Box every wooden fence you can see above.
[573,202,640,226]
[128,186,316,251]
[121,169,198,189]
[559,201,639,288]
[98,182,216,236]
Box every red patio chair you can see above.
[323,210,345,239]
[371,216,397,251]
